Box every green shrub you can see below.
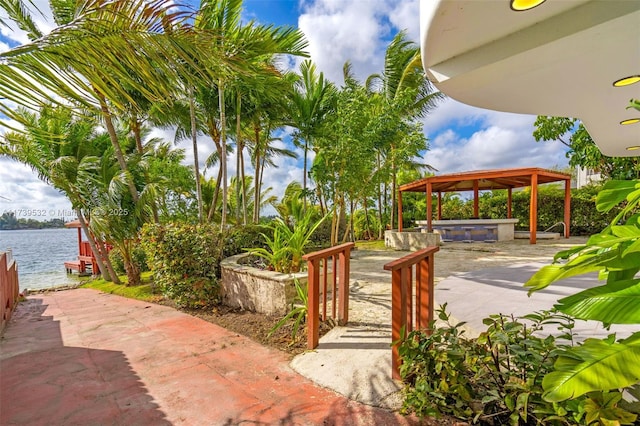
[108,246,148,276]
[140,223,224,308]
[398,306,637,425]
[474,185,619,235]
[399,305,640,426]
[222,224,272,258]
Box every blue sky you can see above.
[0,0,569,220]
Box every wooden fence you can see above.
[1,250,20,334]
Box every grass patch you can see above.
[355,239,388,250]
[81,271,163,303]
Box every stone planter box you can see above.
[220,253,307,316]
[384,229,440,251]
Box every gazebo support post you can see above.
[437,192,442,220]
[398,191,403,232]
[507,188,512,219]
[426,182,433,232]
[530,174,538,244]
[473,180,479,218]
[564,179,571,238]
[77,227,82,255]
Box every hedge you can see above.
[140,223,271,308]
[431,185,619,236]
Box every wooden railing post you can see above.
[303,242,355,349]
[338,245,351,325]
[384,246,439,380]
[307,258,320,350]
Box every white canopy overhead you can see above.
[420,0,640,156]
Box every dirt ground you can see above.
[183,304,333,358]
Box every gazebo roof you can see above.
[64,220,81,228]
[399,167,571,193]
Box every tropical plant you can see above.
[289,60,337,207]
[525,179,640,403]
[399,306,638,425]
[195,0,308,228]
[268,278,308,342]
[1,104,119,282]
[249,209,328,274]
[365,31,444,229]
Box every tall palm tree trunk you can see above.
[189,87,204,223]
[96,92,139,203]
[376,152,385,239]
[77,208,119,283]
[253,126,262,223]
[236,94,248,225]
[95,238,119,284]
[218,79,228,229]
[303,138,309,211]
[207,165,223,222]
[131,115,159,223]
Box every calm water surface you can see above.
[0,228,87,291]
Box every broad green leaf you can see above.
[611,225,640,238]
[596,180,639,212]
[525,249,617,293]
[543,333,640,402]
[555,279,640,323]
[622,237,640,257]
[553,244,587,262]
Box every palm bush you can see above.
[249,210,328,273]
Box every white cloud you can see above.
[422,96,569,174]
[387,0,420,41]
[423,98,488,136]
[0,158,73,221]
[0,2,56,46]
[427,125,569,174]
[298,0,392,84]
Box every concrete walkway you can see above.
[0,289,420,425]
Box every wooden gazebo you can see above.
[64,220,100,274]
[398,167,571,244]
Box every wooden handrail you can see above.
[384,246,439,380]
[303,242,354,349]
[1,251,20,334]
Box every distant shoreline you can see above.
[0,226,66,231]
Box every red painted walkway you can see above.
[0,289,420,425]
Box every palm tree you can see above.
[195,0,308,228]
[1,105,119,282]
[236,68,297,223]
[250,128,298,222]
[365,31,444,229]
[0,0,244,203]
[289,60,337,209]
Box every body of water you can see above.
[0,228,87,291]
